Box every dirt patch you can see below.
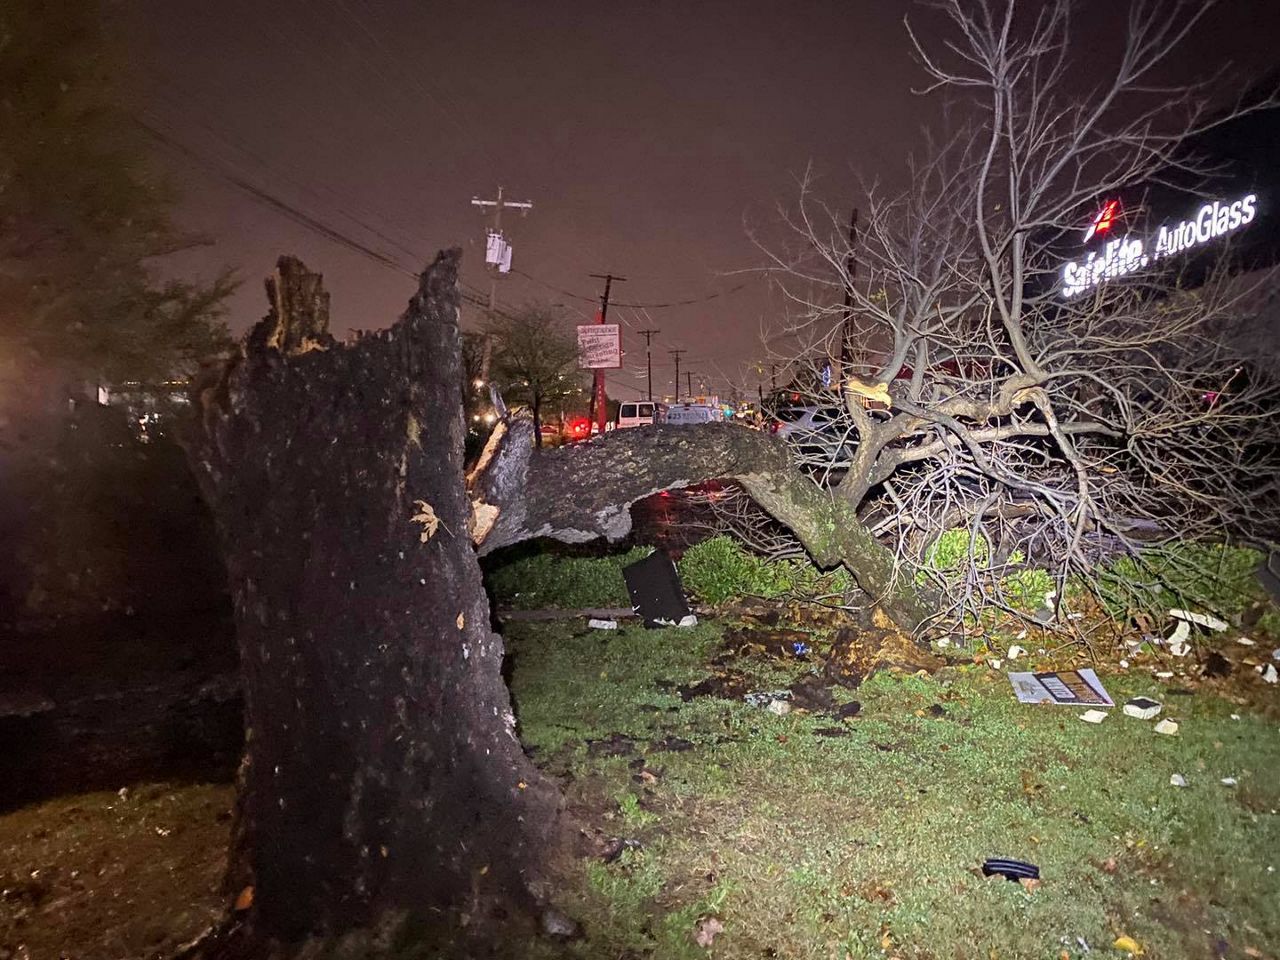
[0,782,233,960]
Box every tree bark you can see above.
[468,417,933,634]
[186,254,558,940]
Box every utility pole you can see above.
[668,349,686,401]
[839,207,858,374]
[637,328,660,401]
[686,371,694,398]
[588,273,626,433]
[470,186,533,381]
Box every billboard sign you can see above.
[577,324,621,369]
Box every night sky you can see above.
[121,0,1280,401]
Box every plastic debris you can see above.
[1221,777,1238,787]
[1236,636,1257,646]
[791,641,810,656]
[1123,697,1162,720]
[1170,773,1187,787]
[1113,934,1144,955]
[981,858,1040,882]
[988,658,1004,670]
[1263,664,1278,685]
[1272,648,1280,661]
[588,618,618,630]
[1009,668,1113,706]
[1079,709,1109,724]
[1155,670,1174,679]
[1169,609,1228,631]
[1007,644,1027,660]
[766,699,792,716]
[1154,718,1179,736]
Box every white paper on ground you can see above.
[1169,608,1228,631]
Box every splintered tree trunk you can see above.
[187,253,558,940]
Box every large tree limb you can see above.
[469,417,934,634]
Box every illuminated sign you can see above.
[577,324,622,369]
[1061,193,1258,297]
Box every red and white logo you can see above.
[1083,199,1121,242]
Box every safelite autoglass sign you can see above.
[1061,193,1259,297]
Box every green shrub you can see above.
[923,529,990,573]
[677,535,851,604]
[485,546,652,609]
[1095,542,1273,630]
[1000,566,1055,611]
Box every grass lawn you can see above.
[509,618,1280,960]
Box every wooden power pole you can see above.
[588,273,626,433]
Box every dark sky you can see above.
[120,0,1280,401]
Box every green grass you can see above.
[505,619,1280,960]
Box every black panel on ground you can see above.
[622,551,691,628]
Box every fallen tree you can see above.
[468,415,933,631]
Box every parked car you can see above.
[769,404,856,466]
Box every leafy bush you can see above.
[485,545,651,609]
[923,529,990,573]
[999,566,1055,611]
[677,535,851,604]
[1096,542,1274,629]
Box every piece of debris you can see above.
[1154,670,1174,679]
[587,618,618,630]
[1236,636,1257,646]
[988,658,1004,670]
[693,915,725,948]
[1154,719,1179,736]
[836,700,862,719]
[1009,668,1113,706]
[1170,773,1187,788]
[1262,664,1278,685]
[540,907,583,941]
[234,885,254,912]
[1167,620,1192,657]
[622,551,692,628]
[1221,777,1238,787]
[1008,644,1027,660]
[1231,713,1241,721]
[766,699,792,716]
[1078,709,1109,724]
[1113,934,1144,956]
[981,858,1040,882]
[1202,652,1232,678]
[1122,697,1162,720]
[791,640,810,656]
[744,689,792,708]
[1169,609,1228,631]
[600,837,642,863]
[1272,647,1280,661]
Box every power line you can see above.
[509,268,748,310]
[136,115,522,324]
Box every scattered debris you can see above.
[1221,777,1238,787]
[1154,719,1179,736]
[1170,774,1187,788]
[1007,644,1027,660]
[988,658,1004,670]
[1113,934,1144,955]
[1009,669,1113,706]
[1272,648,1280,661]
[587,618,618,630]
[981,858,1040,882]
[1018,876,1042,893]
[1169,609,1228,631]
[1236,636,1257,647]
[1262,664,1278,685]
[1155,670,1174,679]
[540,907,583,941]
[1078,709,1109,724]
[1122,697,1162,720]
[693,915,725,948]
[766,699,792,716]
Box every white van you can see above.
[617,401,662,428]
[660,402,722,425]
